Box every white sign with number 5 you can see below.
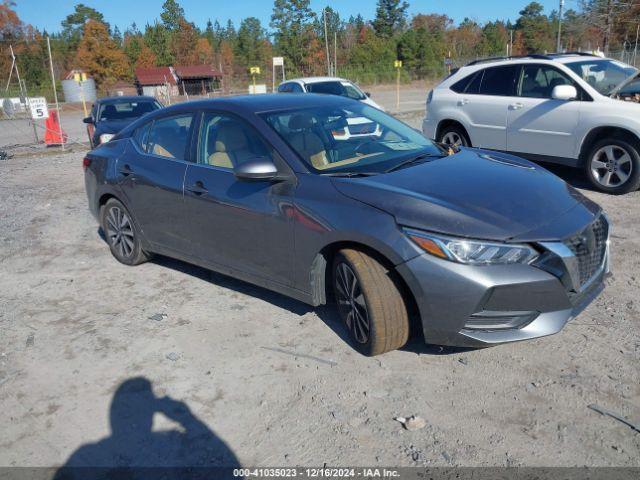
[28,97,49,119]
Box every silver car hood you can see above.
[332,149,601,242]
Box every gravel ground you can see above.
[1,131,639,469]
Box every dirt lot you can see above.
[1,125,639,469]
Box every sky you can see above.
[15,0,572,34]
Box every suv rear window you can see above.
[479,65,519,96]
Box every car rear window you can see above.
[98,100,160,121]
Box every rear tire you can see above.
[101,198,150,266]
[438,124,470,147]
[332,249,410,356]
[585,137,640,194]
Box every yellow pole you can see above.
[80,84,88,117]
[396,66,400,110]
[253,73,256,93]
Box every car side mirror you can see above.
[83,116,94,124]
[364,92,371,98]
[551,85,577,101]
[234,157,278,181]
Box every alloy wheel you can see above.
[106,206,135,258]
[335,262,370,344]
[442,131,463,147]
[590,145,633,188]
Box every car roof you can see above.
[285,77,349,85]
[462,52,604,69]
[97,95,157,104]
[136,93,362,117]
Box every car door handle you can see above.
[118,164,133,176]
[458,98,469,106]
[186,181,208,196]
[510,102,524,110]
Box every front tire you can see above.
[438,124,470,147]
[585,137,640,194]
[101,198,150,266]
[332,249,410,356]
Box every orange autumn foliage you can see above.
[74,19,131,87]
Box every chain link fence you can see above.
[2,46,639,153]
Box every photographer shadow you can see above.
[53,377,240,480]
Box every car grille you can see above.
[564,215,609,287]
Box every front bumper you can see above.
[396,247,608,348]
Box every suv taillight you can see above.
[82,157,91,169]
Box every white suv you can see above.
[422,53,640,194]
[278,77,385,110]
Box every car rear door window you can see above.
[290,83,304,93]
[278,83,292,93]
[198,113,273,170]
[147,114,193,160]
[479,65,519,96]
[132,122,152,152]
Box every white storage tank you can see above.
[62,78,97,103]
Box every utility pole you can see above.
[47,36,64,151]
[633,23,639,67]
[557,0,564,52]
[509,30,514,56]
[323,8,331,76]
[334,31,337,77]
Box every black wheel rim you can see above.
[106,206,135,258]
[335,262,370,344]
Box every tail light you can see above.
[82,157,91,169]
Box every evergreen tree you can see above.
[160,0,185,31]
[373,0,409,38]
[270,0,316,70]
[61,3,108,49]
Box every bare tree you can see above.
[580,0,636,52]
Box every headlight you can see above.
[99,133,115,143]
[404,228,538,265]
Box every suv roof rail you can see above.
[548,51,598,57]
[465,54,552,66]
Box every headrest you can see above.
[288,113,315,130]
[215,123,248,152]
[102,105,117,117]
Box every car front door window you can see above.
[198,113,273,169]
[519,65,574,98]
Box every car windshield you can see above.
[306,81,367,100]
[98,100,161,121]
[261,103,444,175]
[565,59,638,95]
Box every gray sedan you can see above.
[84,94,609,356]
